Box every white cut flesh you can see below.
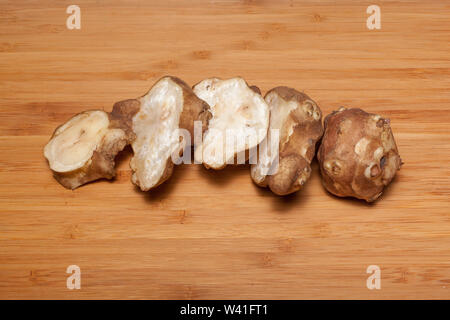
[130,77,184,191]
[251,91,298,183]
[44,110,110,173]
[193,77,269,169]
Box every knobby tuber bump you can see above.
[193,77,269,169]
[317,107,402,202]
[251,87,324,195]
[129,76,211,191]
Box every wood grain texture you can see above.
[0,0,449,299]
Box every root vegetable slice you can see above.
[193,77,269,169]
[44,103,138,189]
[317,107,402,202]
[130,76,211,191]
[251,87,324,195]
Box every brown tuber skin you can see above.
[317,107,402,202]
[251,87,324,195]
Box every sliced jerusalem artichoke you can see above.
[193,77,269,169]
[44,104,138,190]
[251,87,324,195]
[129,76,211,191]
[44,76,210,191]
[317,107,402,202]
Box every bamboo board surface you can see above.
[0,0,449,299]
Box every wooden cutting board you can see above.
[0,0,449,299]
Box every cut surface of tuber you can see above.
[45,111,110,172]
[44,108,136,189]
[130,76,211,191]
[193,77,269,169]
